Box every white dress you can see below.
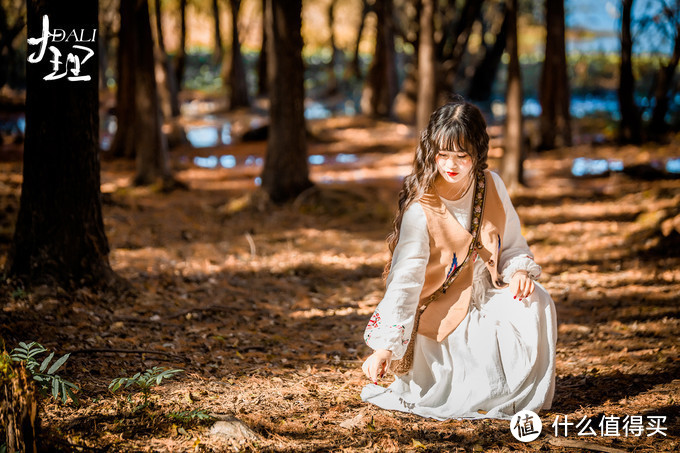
[361,172,557,420]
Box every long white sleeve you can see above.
[490,172,542,282]
[364,203,430,359]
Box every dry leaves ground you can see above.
[1,117,679,452]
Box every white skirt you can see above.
[361,282,557,420]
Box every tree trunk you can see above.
[416,0,436,132]
[111,0,173,186]
[439,0,484,97]
[649,22,680,139]
[175,0,187,88]
[213,0,224,64]
[262,0,312,203]
[468,8,507,101]
[361,0,398,117]
[1,363,39,453]
[618,0,641,144]
[326,0,339,95]
[229,0,250,109]
[347,0,369,80]
[501,0,523,190]
[153,0,186,147]
[9,0,117,289]
[0,4,26,89]
[257,0,268,96]
[538,0,571,149]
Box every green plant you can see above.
[167,409,214,424]
[9,341,79,405]
[109,366,183,407]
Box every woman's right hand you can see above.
[362,349,393,383]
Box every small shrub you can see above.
[9,341,79,405]
[109,366,183,408]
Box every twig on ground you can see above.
[545,434,628,453]
[69,348,185,362]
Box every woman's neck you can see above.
[433,173,474,201]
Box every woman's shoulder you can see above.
[400,202,427,230]
[486,170,511,202]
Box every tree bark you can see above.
[0,3,26,89]
[438,0,484,97]
[213,0,224,64]
[229,0,250,109]
[618,0,642,144]
[1,364,39,453]
[111,0,173,186]
[538,0,571,149]
[361,0,398,117]
[153,0,186,147]
[257,0,268,96]
[416,0,436,132]
[649,22,680,139]
[262,0,312,203]
[9,0,117,289]
[175,0,187,88]
[347,0,369,80]
[326,0,339,95]
[468,7,507,101]
[501,0,524,190]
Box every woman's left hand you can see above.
[510,270,534,300]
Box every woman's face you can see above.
[435,146,474,185]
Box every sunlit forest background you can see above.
[0,0,679,451]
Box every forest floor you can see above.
[1,115,679,452]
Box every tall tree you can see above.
[212,0,224,64]
[0,1,26,89]
[257,0,268,96]
[229,0,250,109]
[416,0,436,131]
[175,0,188,88]
[361,0,398,117]
[538,0,571,149]
[501,0,524,190]
[649,5,680,139]
[153,0,186,147]
[438,0,484,97]
[468,5,507,101]
[111,0,173,186]
[618,0,642,144]
[262,0,312,203]
[326,0,340,95]
[347,0,369,80]
[9,0,117,289]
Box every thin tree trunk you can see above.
[416,0,436,132]
[10,0,118,289]
[262,0,312,203]
[439,0,484,96]
[501,0,523,190]
[618,0,641,144]
[326,0,339,95]
[175,0,187,88]
[213,0,223,64]
[649,22,680,139]
[361,0,398,117]
[229,0,250,109]
[112,0,174,186]
[538,0,571,149]
[347,0,369,80]
[153,0,186,146]
[468,8,507,101]
[257,0,268,96]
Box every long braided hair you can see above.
[384,98,490,278]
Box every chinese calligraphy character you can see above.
[622,415,644,437]
[576,416,597,436]
[646,416,667,437]
[552,415,574,437]
[514,414,540,438]
[599,415,621,437]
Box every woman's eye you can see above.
[457,155,469,159]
